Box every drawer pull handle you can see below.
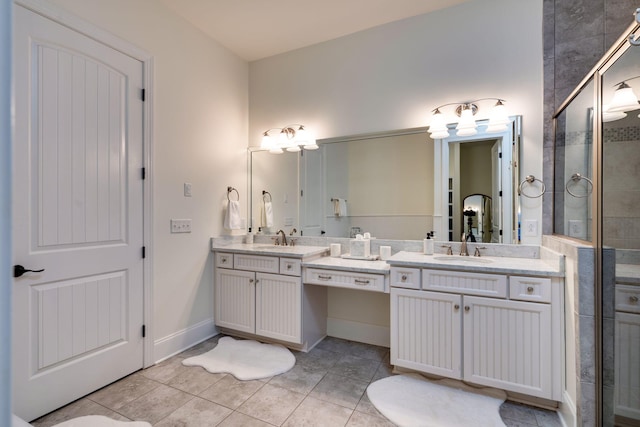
[318,274,332,280]
[464,306,470,312]
[221,258,227,263]
[249,279,254,283]
[401,275,408,282]
[630,295,639,303]
[527,286,534,293]
[287,264,292,270]
[454,304,460,310]
[354,279,370,285]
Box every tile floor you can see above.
[31,335,562,427]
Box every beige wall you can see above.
[48,0,249,357]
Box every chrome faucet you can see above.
[460,233,469,256]
[276,229,288,246]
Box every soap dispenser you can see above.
[424,231,434,255]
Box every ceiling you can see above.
[158,0,470,62]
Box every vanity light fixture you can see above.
[260,124,318,154]
[427,98,509,139]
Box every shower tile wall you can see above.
[603,121,640,249]
[543,0,637,234]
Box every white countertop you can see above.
[211,242,329,259]
[386,251,564,277]
[302,256,390,274]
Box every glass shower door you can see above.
[600,37,640,426]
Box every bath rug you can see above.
[367,373,507,427]
[52,415,151,427]
[182,336,295,380]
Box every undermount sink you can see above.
[432,255,493,264]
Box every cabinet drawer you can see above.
[215,252,234,269]
[616,284,640,314]
[509,276,551,303]
[234,254,280,273]
[304,268,385,292]
[390,267,421,289]
[280,258,301,276]
[422,269,507,298]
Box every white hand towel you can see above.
[224,200,242,230]
[263,201,274,228]
[339,199,347,217]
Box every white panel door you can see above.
[463,296,552,399]
[12,6,145,421]
[214,269,256,334]
[390,288,462,378]
[300,149,324,236]
[491,140,502,243]
[615,312,640,419]
[255,273,301,344]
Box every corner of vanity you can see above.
[385,249,565,403]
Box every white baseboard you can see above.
[327,317,390,347]
[558,390,577,427]
[153,318,218,363]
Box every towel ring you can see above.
[566,173,593,198]
[262,190,272,202]
[518,175,545,198]
[227,186,239,201]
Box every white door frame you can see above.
[1,0,13,425]
[15,0,155,368]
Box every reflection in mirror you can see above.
[462,194,492,243]
[249,149,299,234]
[435,116,521,244]
[553,80,593,241]
[250,119,521,242]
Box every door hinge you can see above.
[498,152,502,158]
[142,167,146,180]
[499,190,502,197]
[499,229,503,236]
[142,324,146,338]
[142,246,146,259]
[141,88,146,101]
[300,190,303,197]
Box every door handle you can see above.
[13,265,45,278]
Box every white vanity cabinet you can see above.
[390,267,562,401]
[614,284,640,419]
[214,251,322,347]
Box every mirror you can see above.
[462,194,492,243]
[249,117,521,242]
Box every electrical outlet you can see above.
[184,183,192,197]
[170,219,192,233]
[569,220,584,238]
[523,219,537,237]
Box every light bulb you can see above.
[260,133,273,150]
[608,82,639,112]
[428,109,448,133]
[488,100,509,126]
[456,106,477,131]
[456,127,477,137]
[429,129,450,139]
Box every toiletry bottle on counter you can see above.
[424,232,434,255]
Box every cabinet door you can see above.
[615,312,640,419]
[391,288,462,378]
[463,296,552,399]
[255,273,302,344]
[215,268,255,334]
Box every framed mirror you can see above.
[249,117,521,242]
[433,116,521,244]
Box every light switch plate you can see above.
[523,219,537,237]
[184,183,192,197]
[171,219,192,233]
